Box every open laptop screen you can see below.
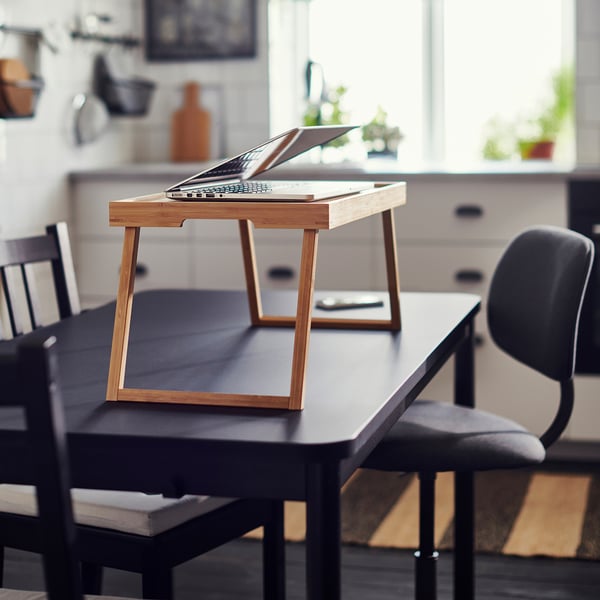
[167,125,356,193]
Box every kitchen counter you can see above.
[68,159,600,186]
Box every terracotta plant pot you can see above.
[519,139,555,160]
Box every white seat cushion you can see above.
[0,485,234,537]
[0,590,136,599]
[0,589,143,599]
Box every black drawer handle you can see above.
[267,266,295,280]
[455,269,483,283]
[474,333,484,347]
[135,263,148,277]
[455,205,484,218]
[119,263,148,277]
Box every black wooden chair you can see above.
[363,225,594,600]
[0,223,285,599]
[0,334,154,599]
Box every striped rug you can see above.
[247,469,600,559]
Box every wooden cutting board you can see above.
[0,58,33,117]
[170,82,211,162]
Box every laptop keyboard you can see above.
[199,181,276,194]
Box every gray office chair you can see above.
[0,223,284,599]
[363,225,594,600]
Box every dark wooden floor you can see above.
[4,540,600,599]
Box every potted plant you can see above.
[481,116,516,160]
[303,84,351,148]
[520,64,573,159]
[361,105,403,158]
[482,64,573,161]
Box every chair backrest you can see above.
[487,225,594,447]
[0,335,84,599]
[0,223,81,339]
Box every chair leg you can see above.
[81,562,103,595]
[415,472,438,600]
[262,499,286,600]
[0,545,5,587]
[454,471,474,600]
[142,565,174,600]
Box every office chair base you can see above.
[414,550,439,600]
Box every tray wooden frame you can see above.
[106,181,406,410]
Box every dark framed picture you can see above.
[145,0,256,61]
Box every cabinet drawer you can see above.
[72,181,187,240]
[395,180,566,242]
[192,239,376,291]
[192,242,246,290]
[377,244,503,296]
[72,180,237,242]
[75,239,192,297]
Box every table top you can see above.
[0,289,479,499]
[108,182,406,230]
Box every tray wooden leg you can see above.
[106,227,140,400]
[382,209,402,330]
[289,229,319,410]
[239,219,263,325]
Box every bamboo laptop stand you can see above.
[106,181,406,410]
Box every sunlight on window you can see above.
[295,0,573,164]
[444,0,573,163]
[306,0,423,163]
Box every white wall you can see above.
[576,0,600,163]
[0,0,270,237]
[130,0,270,163]
[1,0,600,238]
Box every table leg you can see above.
[239,219,263,325]
[106,227,140,400]
[263,500,286,600]
[453,321,475,600]
[306,463,341,600]
[381,209,401,330]
[289,229,319,410]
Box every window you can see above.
[268,0,574,165]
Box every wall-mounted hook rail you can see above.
[0,24,58,53]
[70,30,140,48]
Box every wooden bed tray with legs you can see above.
[106,181,406,410]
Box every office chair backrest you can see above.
[0,335,84,599]
[487,225,593,382]
[0,223,81,339]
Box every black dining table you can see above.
[0,288,480,600]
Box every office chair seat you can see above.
[363,399,545,473]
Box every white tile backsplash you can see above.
[577,0,600,163]
[579,82,600,124]
[578,0,600,36]
[577,39,600,79]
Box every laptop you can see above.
[165,125,374,201]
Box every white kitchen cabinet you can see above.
[384,178,568,436]
[70,176,381,307]
[69,168,599,441]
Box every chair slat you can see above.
[0,223,80,338]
